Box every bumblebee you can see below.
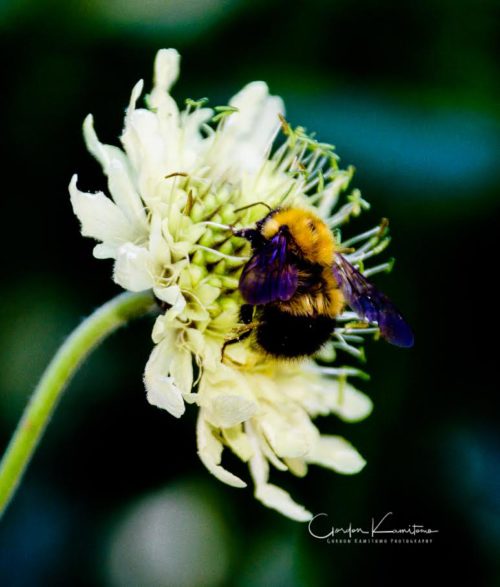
[225,207,413,359]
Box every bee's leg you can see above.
[221,317,259,363]
[221,327,255,362]
[221,327,254,360]
[221,305,257,361]
[231,228,265,248]
[240,303,254,324]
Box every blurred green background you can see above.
[1,0,499,585]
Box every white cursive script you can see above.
[308,511,439,541]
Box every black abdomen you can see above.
[255,306,335,358]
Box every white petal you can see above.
[307,435,366,475]
[200,367,258,428]
[246,423,313,521]
[186,330,220,372]
[149,211,171,266]
[83,115,148,230]
[144,336,185,418]
[146,50,181,169]
[113,243,154,291]
[224,81,284,173]
[69,175,135,245]
[259,435,288,472]
[121,109,167,195]
[330,384,373,422]
[196,413,246,488]
[255,483,312,523]
[283,368,373,423]
[126,79,144,122]
[228,81,283,145]
[206,394,257,428]
[92,243,116,259]
[151,314,169,344]
[169,347,193,395]
[107,159,147,227]
[153,285,187,321]
[146,375,184,418]
[247,423,269,486]
[83,114,111,168]
[153,49,180,92]
[180,107,214,165]
[205,81,284,180]
[221,426,254,462]
[284,458,308,478]
[153,284,182,304]
[259,405,318,459]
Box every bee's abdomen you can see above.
[255,306,335,358]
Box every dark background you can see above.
[1,0,499,585]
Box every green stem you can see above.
[0,290,157,518]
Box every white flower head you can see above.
[70,49,399,521]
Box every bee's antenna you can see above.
[234,202,273,214]
[277,184,295,207]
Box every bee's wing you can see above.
[239,232,298,305]
[333,254,414,347]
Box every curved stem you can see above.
[0,290,157,518]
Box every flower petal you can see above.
[83,114,148,230]
[329,383,373,423]
[127,79,144,120]
[92,243,116,260]
[281,366,373,423]
[149,211,171,266]
[196,414,246,488]
[207,395,258,429]
[200,367,258,428]
[185,330,220,372]
[206,81,284,179]
[255,483,312,523]
[121,108,169,200]
[147,49,184,173]
[259,404,318,459]
[113,243,154,291]
[247,423,312,522]
[169,347,193,395]
[259,436,288,472]
[227,81,284,157]
[144,336,185,418]
[152,48,180,93]
[69,175,136,247]
[284,458,308,478]
[222,425,254,462]
[247,422,269,486]
[153,285,187,323]
[307,435,366,475]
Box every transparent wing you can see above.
[239,232,298,305]
[333,254,414,347]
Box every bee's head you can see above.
[258,209,283,239]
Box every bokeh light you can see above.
[106,481,231,587]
